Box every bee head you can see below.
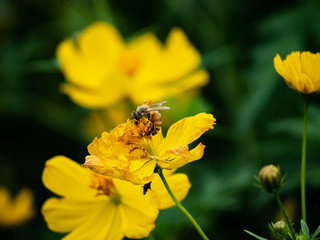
[136,105,150,115]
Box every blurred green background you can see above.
[1,0,320,239]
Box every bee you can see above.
[131,100,170,136]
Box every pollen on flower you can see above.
[131,117,155,137]
[115,118,154,144]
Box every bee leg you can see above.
[146,121,155,136]
[131,112,141,122]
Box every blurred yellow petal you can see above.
[151,173,191,210]
[78,22,124,68]
[61,202,122,240]
[81,101,131,140]
[57,22,209,108]
[0,187,35,228]
[57,22,124,89]
[162,27,202,81]
[60,71,127,109]
[129,27,208,104]
[130,69,209,104]
[124,33,162,78]
[42,156,96,200]
[42,198,104,233]
[161,113,215,152]
[57,22,126,108]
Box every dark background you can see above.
[1,0,320,239]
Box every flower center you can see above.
[118,50,140,77]
[110,192,122,206]
[90,174,117,197]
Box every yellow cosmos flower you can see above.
[57,22,209,108]
[42,156,190,240]
[274,51,320,94]
[0,186,35,228]
[83,113,215,185]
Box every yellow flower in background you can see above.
[0,186,35,228]
[84,113,215,184]
[42,156,191,240]
[57,22,209,108]
[274,51,320,94]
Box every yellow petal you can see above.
[84,155,156,185]
[42,156,96,200]
[129,27,209,104]
[132,28,200,85]
[78,22,123,68]
[274,54,289,81]
[150,173,191,210]
[157,143,205,169]
[161,113,215,152]
[85,130,156,184]
[42,198,99,233]
[60,76,127,109]
[163,27,202,80]
[147,128,164,156]
[0,187,35,227]
[301,51,320,92]
[299,73,314,94]
[131,69,209,104]
[126,33,162,78]
[60,199,123,240]
[57,22,127,108]
[274,51,320,94]
[115,179,159,238]
[0,187,9,211]
[57,22,124,89]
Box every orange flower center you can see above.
[90,174,117,197]
[118,50,141,77]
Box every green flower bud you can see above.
[296,235,305,240]
[259,165,281,193]
[273,220,287,236]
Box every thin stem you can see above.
[156,167,210,240]
[92,0,115,23]
[301,100,309,222]
[274,192,296,240]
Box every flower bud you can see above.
[259,165,281,193]
[273,220,287,236]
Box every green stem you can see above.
[92,0,115,23]
[156,167,210,240]
[301,100,309,222]
[274,192,296,240]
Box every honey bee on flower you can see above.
[131,100,170,136]
[84,110,216,185]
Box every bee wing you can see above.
[151,101,167,106]
[149,101,169,110]
[147,106,170,111]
